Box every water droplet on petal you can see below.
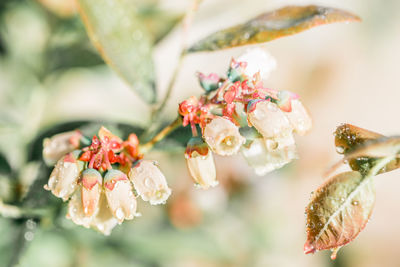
[336,146,345,154]
[24,231,34,241]
[116,208,125,221]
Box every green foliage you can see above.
[77,0,157,103]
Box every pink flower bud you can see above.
[129,160,171,205]
[104,170,137,223]
[45,152,81,201]
[203,117,245,156]
[285,99,312,136]
[42,130,82,166]
[81,169,102,217]
[247,101,293,140]
[241,138,297,175]
[90,193,119,235]
[185,137,217,189]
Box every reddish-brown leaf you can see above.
[305,171,375,259]
[187,5,360,53]
[305,156,395,259]
[333,124,400,175]
[334,124,383,155]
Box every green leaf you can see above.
[138,7,182,44]
[47,43,104,71]
[187,5,360,53]
[77,0,156,103]
[305,156,394,259]
[0,153,11,175]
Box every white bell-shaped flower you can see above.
[66,187,93,228]
[248,101,293,140]
[203,117,245,156]
[285,99,312,136]
[186,151,217,190]
[90,193,119,236]
[81,169,102,217]
[104,169,137,223]
[45,152,81,201]
[129,160,171,205]
[241,138,297,176]
[42,130,82,166]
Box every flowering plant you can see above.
[180,48,312,188]
[1,1,380,265]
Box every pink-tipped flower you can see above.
[285,99,312,136]
[241,138,297,175]
[237,48,277,80]
[203,117,245,156]
[45,152,82,201]
[185,137,217,189]
[129,160,171,205]
[247,100,293,143]
[67,187,93,228]
[66,169,102,228]
[90,192,119,235]
[42,130,82,166]
[104,169,137,223]
[81,169,102,217]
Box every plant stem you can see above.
[0,200,48,219]
[140,116,182,154]
[8,220,29,267]
[151,51,186,121]
[150,0,203,122]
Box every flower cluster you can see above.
[179,48,312,189]
[43,127,171,235]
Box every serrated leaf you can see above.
[188,5,360,53]
[304,171,375,258]
[305,156,394,259]
[77,0,156,103]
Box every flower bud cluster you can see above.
[179,48,312,188]
[43,127,171,235]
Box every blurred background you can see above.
[1,0,400,266]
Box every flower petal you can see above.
[186,151,217,189]
[285,99,312,135]
[104,170,137,223]
[66,187,93,228]
[90,192,119,235]
[203,117,245,156]
[42,130,82,166]
[248,101,293,139]
[129,160,171,205]
[45,153,81,201]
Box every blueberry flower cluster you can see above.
[179,48,312,189]
[43,127,171,235]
